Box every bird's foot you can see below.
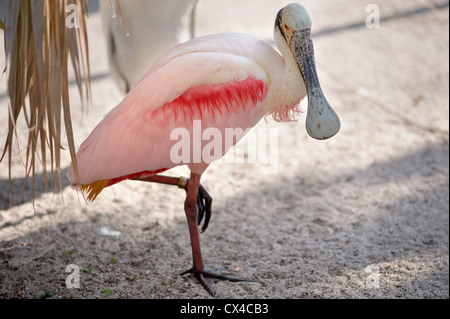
[181,179,212,232]
[180,267,254,297]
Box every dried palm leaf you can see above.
[108,0,129,34]
[1,0,91,206]
[1,0,126,207]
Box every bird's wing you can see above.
[68,49,270,191]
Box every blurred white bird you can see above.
[100,0,199,93]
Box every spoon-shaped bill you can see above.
[290,29,340,140]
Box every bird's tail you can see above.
[81,180,110,201]
[78,168,169,202]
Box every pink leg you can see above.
[184,172,205,273]
[133,173,250,296]
[182,172,251,297]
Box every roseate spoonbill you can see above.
[68,3,340,296]
[100,0,199,93]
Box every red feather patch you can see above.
[148,77,267,122]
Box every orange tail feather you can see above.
[80,169,168,202]
[81,180,110,201]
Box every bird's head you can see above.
[275,3,340,140]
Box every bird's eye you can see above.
[284,24,289,31]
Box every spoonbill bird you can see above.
[68,3,340,296]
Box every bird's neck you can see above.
[262,30,306,118]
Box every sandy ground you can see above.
[0,0,448,299]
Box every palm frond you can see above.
[1,0,91,205]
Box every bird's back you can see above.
[67,33,281,196]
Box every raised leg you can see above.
[132,174,212,231]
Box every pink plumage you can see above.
[67,34,283,193]
[66,4,341,296]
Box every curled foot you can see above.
[182,180,212,232]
